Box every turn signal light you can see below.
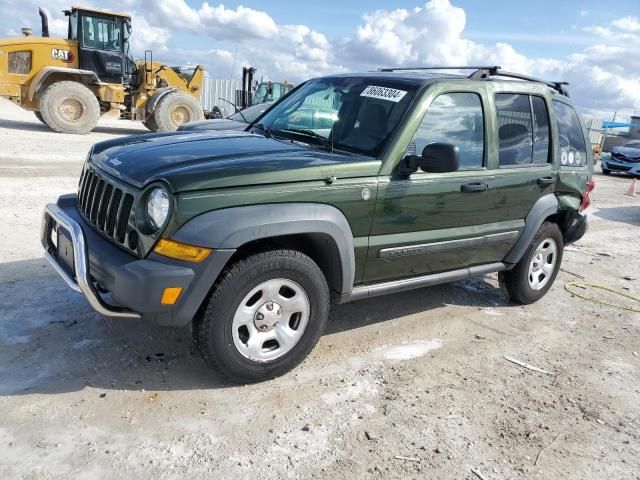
[154,238,212,263]
[161,287,183,305]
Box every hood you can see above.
[177,119,247,132]
[611,145,640,161]
[90,131,379,192]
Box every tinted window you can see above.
[553,101,587,167]
[531,96,550,164]
[496,94,533,166]
[413,93,484,169]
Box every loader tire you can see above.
[34,111,46,125]
[143,113,159,132]
[39,81,100,134]
[152,92,204,132]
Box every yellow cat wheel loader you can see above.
[0,6,205,134]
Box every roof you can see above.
[321,67,570,96]
[70,6,131,18]
[322,70,465,87]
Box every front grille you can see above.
[608,163,632,172]
[78,168,138,251]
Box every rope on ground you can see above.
[564,282,640,313]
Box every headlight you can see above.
[146,187,170,230]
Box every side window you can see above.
[552,101,587,167]
[531,96,550,164]
[413,93,484,169]
[496,93,533,166]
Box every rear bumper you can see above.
[563,211,588,245]
[41,194,235,326]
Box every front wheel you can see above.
[602,168,611,175]
[196,250,330,383]
[152,91,204,132]
[500,221,563,304]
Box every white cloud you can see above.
[0,0,638,119]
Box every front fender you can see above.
[170,203,356,294]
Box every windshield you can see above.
[229,103,272,123]
[253,77,418,157]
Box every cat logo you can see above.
[51,48,74,63]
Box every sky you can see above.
[1,0,639,120]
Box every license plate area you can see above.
[56,225,76,278]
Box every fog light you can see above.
[154,238,212,263]
[161,287,183,305]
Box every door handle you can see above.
[537,176,555,185]
[461,182,488,192]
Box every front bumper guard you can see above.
[42,203,141,319]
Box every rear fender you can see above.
[504,194,559,264]
[28,66,101,101]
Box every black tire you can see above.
[602,168,611,175]
[152,92,204,132]
[34,111,46,125]
[499,221,563,304]
[142,112,159,132]
[38,81,100,134]
[196,249,330,383]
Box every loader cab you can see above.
[65,7,135,84]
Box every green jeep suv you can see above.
[42,66,594,383]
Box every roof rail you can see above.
[378,66,501,73]
[469,67,570,97]
[377,65,570,97]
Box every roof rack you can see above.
[469,67,570,97]
[378,66,501,73]
[377,65,570,97]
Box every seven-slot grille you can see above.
[77,168,138,251]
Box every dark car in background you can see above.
[602,140,640,177]
[178,102,273,132]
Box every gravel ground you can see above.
[0,98,639,480]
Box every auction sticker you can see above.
[360,85,407,102]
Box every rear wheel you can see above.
[152,92,204,132]
[500,221,563,304]
[196,249,330,383]
[38,81,100,134]
[602,168,611,175]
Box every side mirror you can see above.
[418,143,459,173]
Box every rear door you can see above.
[363,86,522,283]
[488,89,555,230]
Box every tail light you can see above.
[580,178,596,212]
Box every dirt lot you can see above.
[0,98,639,480]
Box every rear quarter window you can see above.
[552,101,587,167]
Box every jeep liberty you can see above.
[42,66,594,383]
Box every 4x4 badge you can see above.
[361,188,371,200]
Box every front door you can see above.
[363,90,522,283]
[77,12,126,84]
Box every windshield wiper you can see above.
[253,123,272,138]
[280,128,332,152]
